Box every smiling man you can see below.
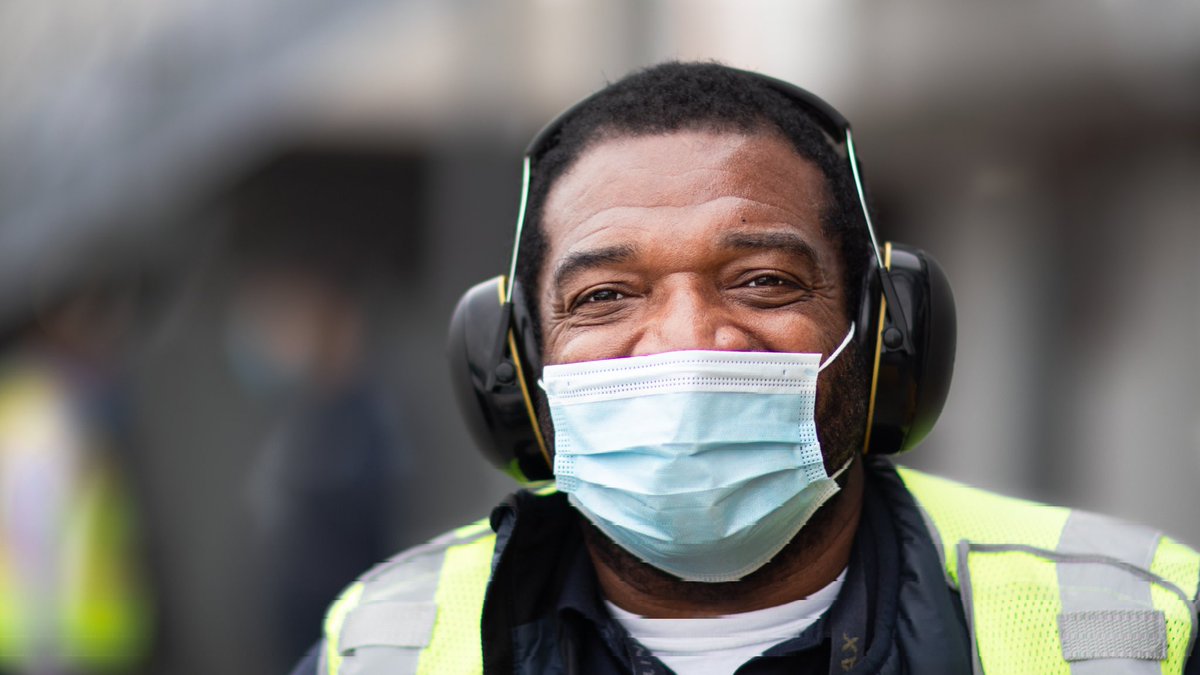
[293,63,1200,675]
[535,128,865,621]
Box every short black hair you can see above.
[514,61,873,346]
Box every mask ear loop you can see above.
[819,322,856,373]
[829,453,855,480]
[827,449,858,490]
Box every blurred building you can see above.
[2,1,1198,672]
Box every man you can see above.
[292,63,1200,674]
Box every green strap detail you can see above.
[416,533,495,675]
[531,482,558,497]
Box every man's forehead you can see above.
[539,130,834,260]
[556,130,822,196]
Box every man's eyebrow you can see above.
[552,243,638,289]
[719,230,822,266]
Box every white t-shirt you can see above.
[603,569,846,675]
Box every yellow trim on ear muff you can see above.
[507,329,551,469]
[862,242,892,454]
[496,276,552,471]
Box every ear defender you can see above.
[858,242,957,455]
[447,70,958,484]
[447,275,552,482]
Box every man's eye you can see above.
[746,275,790,288]
[581,289,625,304]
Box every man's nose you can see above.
[630,279,756,355]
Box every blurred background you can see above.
[1,0,1198,672]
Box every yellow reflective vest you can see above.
[321,466,1199,674]
[0,361,153,671]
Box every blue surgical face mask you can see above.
[542,325,855,583]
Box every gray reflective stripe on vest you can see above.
[340,601,438,651]
[344,545,447,649]
[1057,511,1164,674]
[952,541,985,675]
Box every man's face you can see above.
[537,129,850,376]
[534,129,867,591]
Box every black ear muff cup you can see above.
[910,247,956,451]
[861,243,957,455]
[447,276,552,483]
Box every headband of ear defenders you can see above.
[448,68,956,484]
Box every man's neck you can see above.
[584,458,864,619]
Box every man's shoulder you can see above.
[311,486,572,674]
[884,461,1199,567]
[887,462,1192,551]
[889,463,1074,547]
[370,518,496,582]
[328,516,497,620]
[326,483,569,621]
[310,516,498,675]
[879,460,1200,674]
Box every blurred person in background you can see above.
[0,265,156,674]
[228,261,402,669]
[224,157,410,670]
[294,63,1200,675]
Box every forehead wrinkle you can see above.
[558,194,820,239]
[559,149,822,210]
[543,133,831,230]
[552,165,751,219]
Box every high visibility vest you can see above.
[321,467,1200,675]
[0,364,153,670]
